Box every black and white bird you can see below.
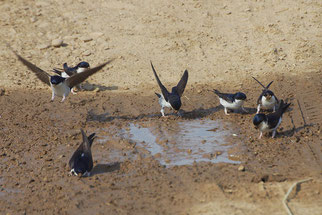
[53,61,90,78]
[151,62,188,117]
[53,61,90,94]
[252,77,279,114]
[213,90,247,115]
[253,99,290,139]
[10,48,113,102]
[69,129,96,177]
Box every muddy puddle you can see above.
[96,119,240,167]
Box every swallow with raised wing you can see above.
[151,62,188,117]
[9,47,113,102]
[69,129,96,177]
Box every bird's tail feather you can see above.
[155,92,161,98]
[213,89,220,95]
[278,100,291,114]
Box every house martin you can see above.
[151,61,188,117]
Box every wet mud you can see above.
[0,72,321,214]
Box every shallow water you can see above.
[97,119,240,167]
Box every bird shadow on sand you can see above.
[90,162,120,176]
[86,110,160,122]
[277,123,314,138]
[181,105,222,119]
[79,82,118,91]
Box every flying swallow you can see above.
[9,47,113,102]
[69,129,96,177]
[252,77,279,114]
[213,89,247,115]
[253,99,290,139]
[151,61,188,117]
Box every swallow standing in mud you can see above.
[151,61,188,117]
[69,129,96,177]
[253,100,290,139]
[9,47,113,102]
[213,90,247,115]
[53,61,90,94]
[252,77,279,114]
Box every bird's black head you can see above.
[253,114,266,128]
[263,90,274,99]
[50,75,65,85]
[170,99,182,111]
[235,92,247,100]
[77,61,90,69]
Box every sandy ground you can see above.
[0,0,321,214]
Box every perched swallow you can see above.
[54,61,90,78]
[253,99,290,139]
[10,48,113,102]
[252,77,279,114]
[69,129,96,177]
[53,61,90,94]
[151,62,188,117]
[213,90,247,115]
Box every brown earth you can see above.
[0,0,321,214]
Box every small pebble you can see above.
[80,36,93,42]
[37,44,50,50]
[51,39,63,47]
[238,165,245,171]
[83,50,91,56]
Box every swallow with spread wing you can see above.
[151,62,188,117]
[9,47,113,102]
[69,129,96,177]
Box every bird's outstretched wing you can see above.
[66,59,114,88]
[176,70,188,97]
[9,46,51,86]
[150,61,170,101]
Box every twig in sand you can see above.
[283,178,313,215]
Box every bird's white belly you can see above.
[159,95,172,108]
[219,98,244,110]
[77,68,86,73]
[259,117,282,132]
[261,96,276,109]
[61,72,70,78]
[52,83,70,97]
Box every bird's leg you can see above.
[256,104,261,114]
[273,105,276,112]
[258,132,263,139]
[272,130,276,138]
[160,107,165,117]
[61,95,66,103]
[224,107,230,115]
[69,169,77,176]
[51,91,55,102]
[82,172,91,177]
[241,106,248,113]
